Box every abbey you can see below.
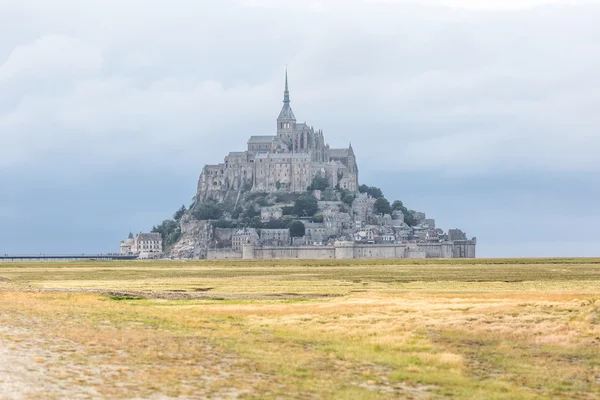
[196,70,359,200]
[163,70,476,260]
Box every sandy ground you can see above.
[0,317,260,400]
[0,323,108,400]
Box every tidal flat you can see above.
[1,258,599,399]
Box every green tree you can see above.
[243,205,261,219]
[358,184,384,199]
[290,221,306,237]
[173,205,187,221]
[255,196,269,207]
[293,194,319,217]
[342,193,355,206]
[374,197,392,215]
[391,200,404,211]
[152,219,180,247]
[166,229,181,246]
[231,206,243,219]
[248,216,262,228]
[308,174,329,191]
[391,200,416,226]
[263,219,292,229]
[193,201,224,220]
[281,206,295,216]
[367,186,384,199]
[405,210,417,227]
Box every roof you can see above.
[227,151,247,157]
[329,148,350,158]
[248,136,276,144]
[136,232,161,241]
[278,68,296,121]
[255,152,311,160]
[127,232,134,239]
[278,103,296,121]
[234,228,258,236]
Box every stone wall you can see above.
[207,249,243,260]
[240,241,476,260]
[251,246,336,260]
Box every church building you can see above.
[196,70,359,201]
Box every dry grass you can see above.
[0,258,599,399]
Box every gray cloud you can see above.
[0,0,599,255]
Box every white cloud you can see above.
[0,34,103,82]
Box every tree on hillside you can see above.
[391,200,404,211]
[359,185,384,199]
[293,194,319,217]
[243,205,261,219]
[391,200,416,226]
[193,201,224,220]
[308,174,329,191]
[405,211,417,227]
[290,221,306,238]
[342,193,355,205]
[367,187,384,199]
[152,219,180,247]
[263,218,292,229]
[173,205,187,221]
[374,198,392,215]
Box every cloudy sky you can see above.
[1,0,599,257]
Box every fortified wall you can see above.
[206,240,476,260]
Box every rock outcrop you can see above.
[168,217,213,259]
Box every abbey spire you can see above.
[283,67,290,104]
[277,67,296,133]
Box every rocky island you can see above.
[152,70,476,260]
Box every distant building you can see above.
[448,229,467,242]
[261,206,283,222]
[120,232,135,255]
[260,229,290,245]
[232,228,259,251]
[120,232,163,256]
[136,233,163,254]
[195,69,358,201]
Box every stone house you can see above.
[352,193,376,224]
[120,232,163,256]
[232,228,259,251]
[382,234,395,243]
[304,222,327,243]
[261,206,283,222]
[260,229,290,246]
[136,232,163,253]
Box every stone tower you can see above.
[277,68,296,141]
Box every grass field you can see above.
[1,258,599,399]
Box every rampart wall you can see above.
[206,249,243,260]
[206,240,476,260]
